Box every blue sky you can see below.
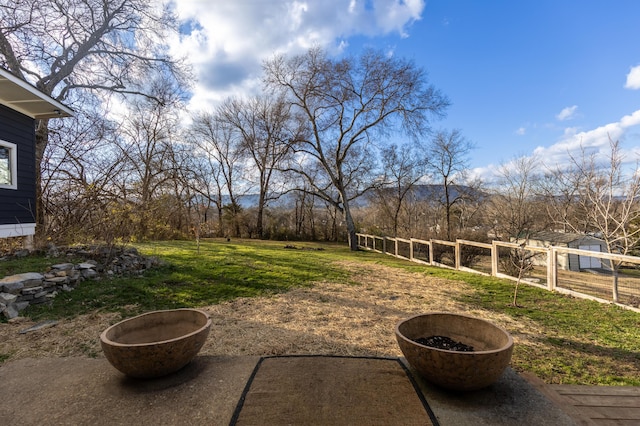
[169,0,640,179]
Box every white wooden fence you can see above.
[356,233,640,312]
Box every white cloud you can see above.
[165,0,426,112]
[533,109,640,167]
[375,0,425,37]
[515,127,526,135]
[562,127,579,137]
[473,111,640,183]
[625,65,640,89]
[556,105,578,121]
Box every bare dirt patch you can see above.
[0,261,542,363]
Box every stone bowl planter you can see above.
[100,308,211,379]
[395,312,514,391]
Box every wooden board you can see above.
[550,384,640,425]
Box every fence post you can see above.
[409,239,414,261]
[429,240,434,266]
[454,240,461,270]
[548,247,557,291]
[491,241,498,276]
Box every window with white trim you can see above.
[0,140,17,190]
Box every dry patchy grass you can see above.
[0,261,535,360]
[1,259,637,385]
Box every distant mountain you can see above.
[220,192,298,209]
[212,184,485,210]
[365,184,486,205]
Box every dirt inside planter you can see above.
[413,335,475,352]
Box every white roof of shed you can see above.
[529,231,603,244]
[0,68,73,119]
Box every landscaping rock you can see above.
[22,286,43,296]
[1,272,44,292]
[34,290,48,299]
[19,320,58,334]
[2,304,19,319]
[0,292,18,305]
[77,263,95,269]
[44,276,68,286]
[0,281,23,294]
[51,263,74,271]
[15,301,30,311]
[0,245,161,316]
[81,269,98,279]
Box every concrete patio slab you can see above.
[403,359,580,425]
[0,356,582,425]
[0,356,258,426]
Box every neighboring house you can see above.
[0,68,73,245]
[519,231,608,272]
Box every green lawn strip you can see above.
[24,239,352,320]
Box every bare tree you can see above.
[372,142,429,237]
[217,96,299,238]
[190,111,247,238]
[488,155,564,291]
[426,129,477,240]
[41,110,125,243]
[487,155,544,241]
[563,139,640,302]
[293,181,318,239]
[539,165,586,233]
[264,47,449,250]
[115,78,185,239]
[510,242,538,307]
[186,150,226,237]
[0,0,188,228]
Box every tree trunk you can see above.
[393,201,401,238]
[217,205,224,237]
[444,183,452,241]
[342,200,358,251]
[34,120,50,235]
[257,191,265,239]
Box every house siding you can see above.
[0,104,36,227]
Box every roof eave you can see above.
[0,68,74,119]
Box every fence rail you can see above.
[356,233,640,312]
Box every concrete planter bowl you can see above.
[100,308,211,379]
[395,312,514,391]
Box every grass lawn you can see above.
[2,238,639,385]
[1,240,351,318]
